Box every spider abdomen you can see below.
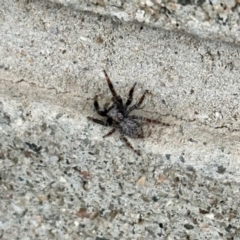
[119,118,143,138]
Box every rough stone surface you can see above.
[50,0,240,44]
[1,0,240,239]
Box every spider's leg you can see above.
[87,117,108,126]
[125,83,137,107]
[103,70,123,106]
[103,128,116,138]
[131,115,170,126]
[136,90,149,107]
[94,96,108,116]
[103,70,118,98]
[103,102,111,111]
[120,135,141,156]
[127,90,148,114]
[105,103,115,113]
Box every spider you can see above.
[87,70,169,155]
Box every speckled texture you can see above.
[1,0,240,239]
[51,0,240,44]
[1,96,240,239]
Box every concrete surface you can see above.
[1,0,240,239]
[51,0,240,44]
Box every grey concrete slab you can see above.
[1,0,240,239]
[50,0,240,44]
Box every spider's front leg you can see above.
[127,90,149,114]
[103,70,123,106]
[125,82,137,107]
[93,96,108,117]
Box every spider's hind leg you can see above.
[103,128,116,138]
[120,135,141,156]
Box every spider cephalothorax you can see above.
[88,70,169,155]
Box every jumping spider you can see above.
[88,70,169,155]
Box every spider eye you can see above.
[117,113,123,120]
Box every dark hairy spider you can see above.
[88,70,169,155]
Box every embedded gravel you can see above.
[51,0,240,44]
[1,92,240,240]
[1,1,240,239]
